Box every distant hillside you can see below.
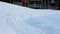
[0,0,60,10]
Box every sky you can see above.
[0,2,60,34]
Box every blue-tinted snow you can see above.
[0,2,60,34]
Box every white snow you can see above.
[0,2,60,34]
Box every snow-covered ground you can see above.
[0,2,60,34]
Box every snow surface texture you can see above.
[0,2,60,34]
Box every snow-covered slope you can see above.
[0,2,60,34]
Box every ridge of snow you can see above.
[0,2,60,34]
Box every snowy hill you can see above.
[0,2,60,34]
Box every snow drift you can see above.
[0,2,60,34]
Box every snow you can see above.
[0,2,60,34]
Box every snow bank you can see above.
[0,2,60,34]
